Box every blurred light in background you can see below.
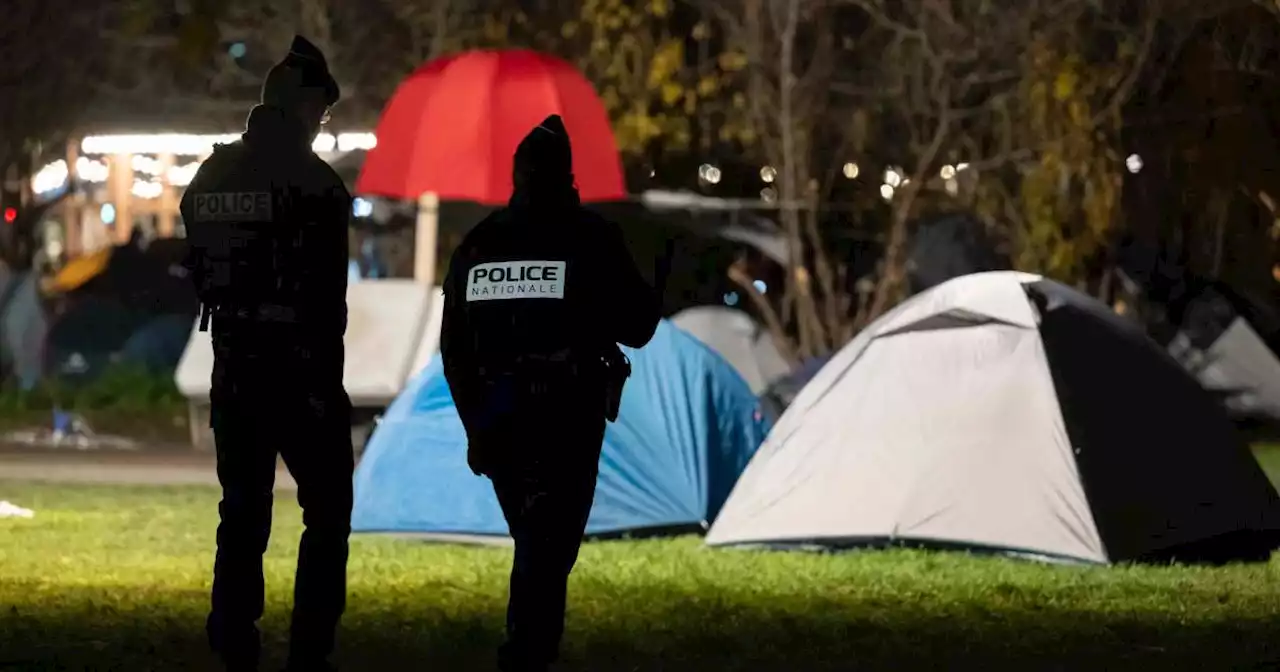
[1126,154,1143,174]
[131,180,163,199]
[80,132,375,156]
[352,197,374,218]
[723,291,740,306]
[337,132,377,151]
[880,184,894,201]
[167,163,200,187]
[75,157,109,182]
[753,279,768,294]
[843,162,859,179]
[229,42,247,59]
[698,163,722,185]
[32,161,68,195]
[760,166,776,183]
[100,204,116,225]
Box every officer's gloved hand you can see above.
[466,442,489,477]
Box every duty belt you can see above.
[199,302,299,331]
[476,350,591,378]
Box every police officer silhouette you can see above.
[440,115,661,672]
[180,35,353,672]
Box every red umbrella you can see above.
[356,49,626,204]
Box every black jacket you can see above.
[440,202,660,433]
[180,105,351,349]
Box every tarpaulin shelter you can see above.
[351,320,771,541]
[43,238,199,380]
[0,268,48,389]
[175,280,435,407]
[708,271,1280,565]
[356,49,625,204]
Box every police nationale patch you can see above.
[192,192,273,222]
[467,260,566,301]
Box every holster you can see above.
[601,347,631,423]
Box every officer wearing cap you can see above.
[440,115,661,672]
[180,35,353,672]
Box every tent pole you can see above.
[62,138,81,258]
[414,191,439,285]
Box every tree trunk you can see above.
[777,0,826,359]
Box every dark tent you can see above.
[907,211,1011,294]
[46,238,199,381]
[760,354,833,422]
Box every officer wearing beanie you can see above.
[440,115,661,671]
[180,35,353,672]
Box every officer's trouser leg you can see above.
[208,404,278,669]
[491,420,603,671]
[279,391,354,668]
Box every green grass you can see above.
[2,483,1280,670]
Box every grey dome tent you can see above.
[1162,283,1280,425]
[707,271,1280,564]
[671,306,791,395]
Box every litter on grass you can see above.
[0,501,34,518]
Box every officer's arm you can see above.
[178,164,217,300]
[324,184,353,319]
[440,245,483,427]
[598,219,661,349]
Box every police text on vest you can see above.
[467,261,566,301]
[193,192,273,222]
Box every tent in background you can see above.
[175,280,433,407]
[0,269,48,389]
[407,286,445,379]
[42,237,200,383]
[906,211,1011,294]
[708,271,1280,565]
[759,354,832,422]
[351,320,771,540]
[1162,282,1280,424]
[670,305,790,394]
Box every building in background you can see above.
[29,132,376,265]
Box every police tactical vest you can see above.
[184,145,311,328]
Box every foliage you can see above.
[0,364,185,415]
[699,0,856,363]
[834,0,1159,312]
[992,30,1137,285]
[4,480,1280,669]
[0,0,107,160]
[473,0,748,161]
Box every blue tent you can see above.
[352,320,771,539]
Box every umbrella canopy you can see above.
[356,49,626,204]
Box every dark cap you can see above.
[514,115,572,179]
[261,35,340,107]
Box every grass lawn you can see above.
[3,483,1280,671]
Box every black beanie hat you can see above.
[261,35,340,107]
[514,115,573,180]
